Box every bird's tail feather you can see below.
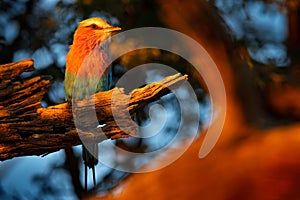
[82,144,98,190]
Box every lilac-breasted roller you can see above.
[64,17,121,189]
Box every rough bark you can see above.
[0,59,187,161]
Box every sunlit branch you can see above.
[0,59,188,161]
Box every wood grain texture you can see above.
[0,59,187,161]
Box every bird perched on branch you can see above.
[64,17,121,189]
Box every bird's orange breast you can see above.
[66,27,103,74]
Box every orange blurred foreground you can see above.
[90,1,300,199]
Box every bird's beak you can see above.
[104,26,122,33]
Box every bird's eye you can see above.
[90,24,99,29]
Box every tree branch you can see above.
[0,59,188,161]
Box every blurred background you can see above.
[0,0,300,199]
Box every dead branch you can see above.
[0,59,187,161]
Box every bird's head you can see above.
[73,17,121,48]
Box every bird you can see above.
[64,17,121,190]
